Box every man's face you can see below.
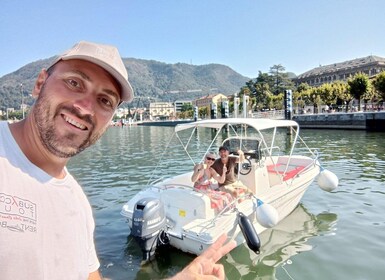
[219,149,229,160]
[32,59,120,158]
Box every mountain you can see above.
[0,57,250,109]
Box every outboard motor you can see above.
[131,197,167,261]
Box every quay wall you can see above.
[293,111,385,132]
[138,120,193,126]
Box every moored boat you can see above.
[121,118,339,261]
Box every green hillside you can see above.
[0,57,250,109]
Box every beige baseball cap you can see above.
[48,41,134,103]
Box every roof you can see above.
[175,118,299,132]
[297,55,385,79]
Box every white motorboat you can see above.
[121,118,338,261]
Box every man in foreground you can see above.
[0,41,235,280]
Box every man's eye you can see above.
[100,97,114,108]
[67,79,80,88]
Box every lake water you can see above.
[67,125,385,280]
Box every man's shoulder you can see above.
[212,159,221,168]
[229,156,237,163]
[228,156,238,166]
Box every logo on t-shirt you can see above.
[0,193,37,233]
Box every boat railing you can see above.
[293,149,320,177]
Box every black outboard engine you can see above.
[131,197,167,261]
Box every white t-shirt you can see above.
[0,122,100,279]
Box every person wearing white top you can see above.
[0,41,235,280]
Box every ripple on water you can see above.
[65,127,385,280]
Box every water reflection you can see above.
[118,203,337,280]
[67,126,385,280]
[223,204,337,280]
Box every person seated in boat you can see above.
[191,152,224,191]
[191,152,233,212]
[212,146,252,199]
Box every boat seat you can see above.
[160,188,215,224]
[267,164,305,181]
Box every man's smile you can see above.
[63,114,88,131]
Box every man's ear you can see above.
[32,69,49,98]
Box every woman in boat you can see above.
[191,152,225,190]
[191,152,233,212]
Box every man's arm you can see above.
[236,150,245,163]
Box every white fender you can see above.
[318,168,339,192]
[256,200,279,228]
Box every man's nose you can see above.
[73,95,95,116]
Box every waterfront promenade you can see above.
[125,110,385,132]
[292,111,385,132]
[249,110,385,132]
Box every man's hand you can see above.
[236,150,245,162]
[171,234,236,280]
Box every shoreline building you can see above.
[194,93,228,119]
[149,102,175,120]
[293,55,385,86]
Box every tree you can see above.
[248,72,273,111]
[270,93,284,110]
[239,64,294,110]
[254,83,271,110]
[319,83,337,109]
[293,83,310,114]
[269,64,295,95]
[198,107,208,119]
[245,79,256,95]
[373,71,385,101]
[296,83,310,93]
[181,103,193,112]
[308,87,322,113]
[269,64,286,95]
[347,73,372,111]
[330,81,351,112]
[255,71,273,91]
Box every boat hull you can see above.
[121,158,320,255]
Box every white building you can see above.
[149,102,175,119]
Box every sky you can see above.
[1,0,385,79]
